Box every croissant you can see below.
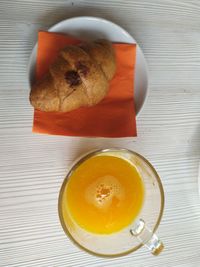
[30,39,116,112]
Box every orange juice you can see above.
[62,155,144,234]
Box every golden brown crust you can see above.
[30,73,59,112]
[30,39,116,112]
[79,39,116,81]
[61,45,108,106]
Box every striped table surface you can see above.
[0,0,200,266]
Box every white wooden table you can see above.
[0,1,200,266]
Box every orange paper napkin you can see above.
[33,31,137,137]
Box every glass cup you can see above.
[58,148,164,256]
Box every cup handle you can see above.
[130,219,164,255]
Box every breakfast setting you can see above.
[1,1,200,267]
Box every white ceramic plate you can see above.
[28,16,149,116]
